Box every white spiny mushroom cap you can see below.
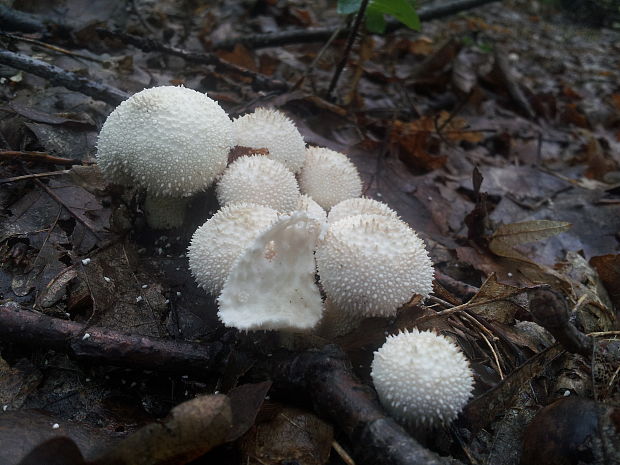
[316,214,434,317]
[188,203,278,295]
[233,108,306,173]
[328,197,399,224]
[97,86,233,197]
[297,195,327,224]
[299,147,362,211]
[371,329,474,427]
[216,155,300,212]
[218,212,323,331]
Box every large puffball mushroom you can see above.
[328,197,399,224]
[299,147,362,211]
[96,86,233,228]
[188,203,279,296]
[371,329,474,428]
[216,155,300,213]
[233,108,306,173]
[316,214,434,318]
[315,299,363,339]
[218,212,324,331]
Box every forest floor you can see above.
[0,0,619,464]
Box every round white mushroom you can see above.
[371,329,474,428]
[233,108,306,173]
[97,86,233,228]
[216,155,300,213]
[316,214,434,318]
[188,203,278,296]
[328,197,399,224]
[298,147,362,211]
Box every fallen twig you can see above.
[0,169,71,185]
[528,288,594,357]
[0,303,228,374]
[326,0,370,99]
[213,0,503,49]
[0,303,457,465]
[0,150,88,166]
[0,50,128,106]
[95,29,289,93]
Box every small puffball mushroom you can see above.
[299,147,362,211]
[233,108,306,173]
[97,86,233,228]
[328,197,399,224]
[297,194,327,224]
[188,203,278,295]
[316,214,434,317]
[371,329,474,428]
[218,212,323,331]
[216,155,300,213]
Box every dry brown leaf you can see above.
[489,220,571,262]
[93,394,233,465]
[467,273,525,324]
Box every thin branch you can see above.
[0,50,128,106]
[0,150,88,166]
[0,169,71,185]
[212,0,503,49]
[326,0,370,100]
[95,29,289,93]
[0,31,105,63]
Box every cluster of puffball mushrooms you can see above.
[96,86,474,428]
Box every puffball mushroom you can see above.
[316,214,434,318]
[188,203,279,296]
[371,329,474,428]
[233,108,306,173]
[328,197,399,224]
[297,194,327,224]
[216,155,300,213]
[218,212,323,331]
[299,147,362,211]
[96,85,233,228]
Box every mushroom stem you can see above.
[144,194,188,229]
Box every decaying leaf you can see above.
[92,394,233,465]
[489,220,571,263]
[240,405,333,465]
[466,273,526,324]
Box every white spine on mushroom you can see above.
[316,214,434,317]
[328,197,399,224]
[233,108,306,173]
[299,147,362,211]
[371,329,474,427]
[97,86,233,198]
[216,155,300,213]
[218,212,324,331]
[188,203,278,296]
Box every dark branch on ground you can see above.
[326,0,370,99]
[0,303,457,465]
[95,29,289,93]
[528,288,594,357]
[0,150,88,166]
[212,0,504,49]
[0,50,128,106]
